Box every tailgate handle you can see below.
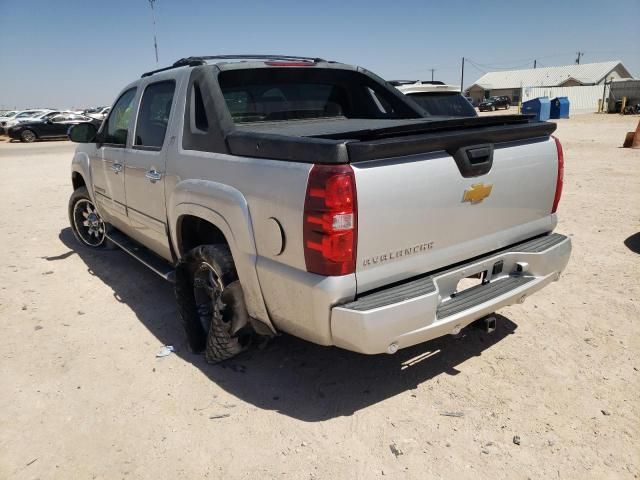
[468,147,491,164]
[451,143,494,177]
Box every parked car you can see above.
[478,96,511,111]
[1,110,48,133]
[67,54,570,363]
[1,109,53,131]
[0,111,20,133]
[8,109,62,126]
[391,80,477,117]
[84,106,111,121]
[0,110,19,120]
[8,113,99,142]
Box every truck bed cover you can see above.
[227,115,556,164]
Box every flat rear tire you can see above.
[175,245,253,363]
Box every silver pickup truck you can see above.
[68,55,571,363]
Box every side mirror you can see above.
[69,122,98,143]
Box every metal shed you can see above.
[608,80,640,112]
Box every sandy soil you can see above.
[0,115,639,480]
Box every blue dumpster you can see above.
[550,97,570,119]
[521,97,551,121]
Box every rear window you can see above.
[218,68,420,123]
[406,92,477,117]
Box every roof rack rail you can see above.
[141,54,328,78]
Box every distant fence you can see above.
[521,85,607,114]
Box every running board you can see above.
[106,229,175,283]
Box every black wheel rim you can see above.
[72,199,105,247]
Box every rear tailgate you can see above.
[351,128,559,293]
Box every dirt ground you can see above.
[1,114,639,480]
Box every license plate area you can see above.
[452,271,487,297]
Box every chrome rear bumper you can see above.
[331,233,571,354]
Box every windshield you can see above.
[16,111,44,118]
[218,68,420,123]
[406,92,477,117]
[34,111,57,118]
[2,111,18,118]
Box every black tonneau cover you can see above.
[225,115,556,164]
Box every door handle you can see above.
[145,169,163,182]
[111,163,123,174]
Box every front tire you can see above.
[20,129,37,143]
[175,245,253,363]
[68,187,107,248]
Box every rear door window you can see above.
[134,80,176,149]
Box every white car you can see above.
[1,110,52,130]
[0,111,22,131]
[391,80,477,117]
[0,110,20,121]
[85,106,111,121]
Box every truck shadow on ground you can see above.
[624,232,640,254]
[56,227,518,422]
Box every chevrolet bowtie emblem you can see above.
[463,183,493,203]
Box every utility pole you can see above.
[429,68,435,81]
[575,51,584,64]
[533,59,537,69]
[460,57,465,92]
[148,0,159,64]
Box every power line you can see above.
[406,64,460,74]
[463,59,487,74]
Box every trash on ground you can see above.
[440,411,464,417]
[389,443,403,457]
[209,413,231,420]
[156,345,174,358]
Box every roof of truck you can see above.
[141,55,356,78]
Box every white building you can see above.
[467,61,633,105]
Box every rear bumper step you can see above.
[437,276,533,319]
[331,233,571,354]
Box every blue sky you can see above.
[1,0,638,109]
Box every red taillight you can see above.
[551,135,564,213]
[304,164,357,276]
